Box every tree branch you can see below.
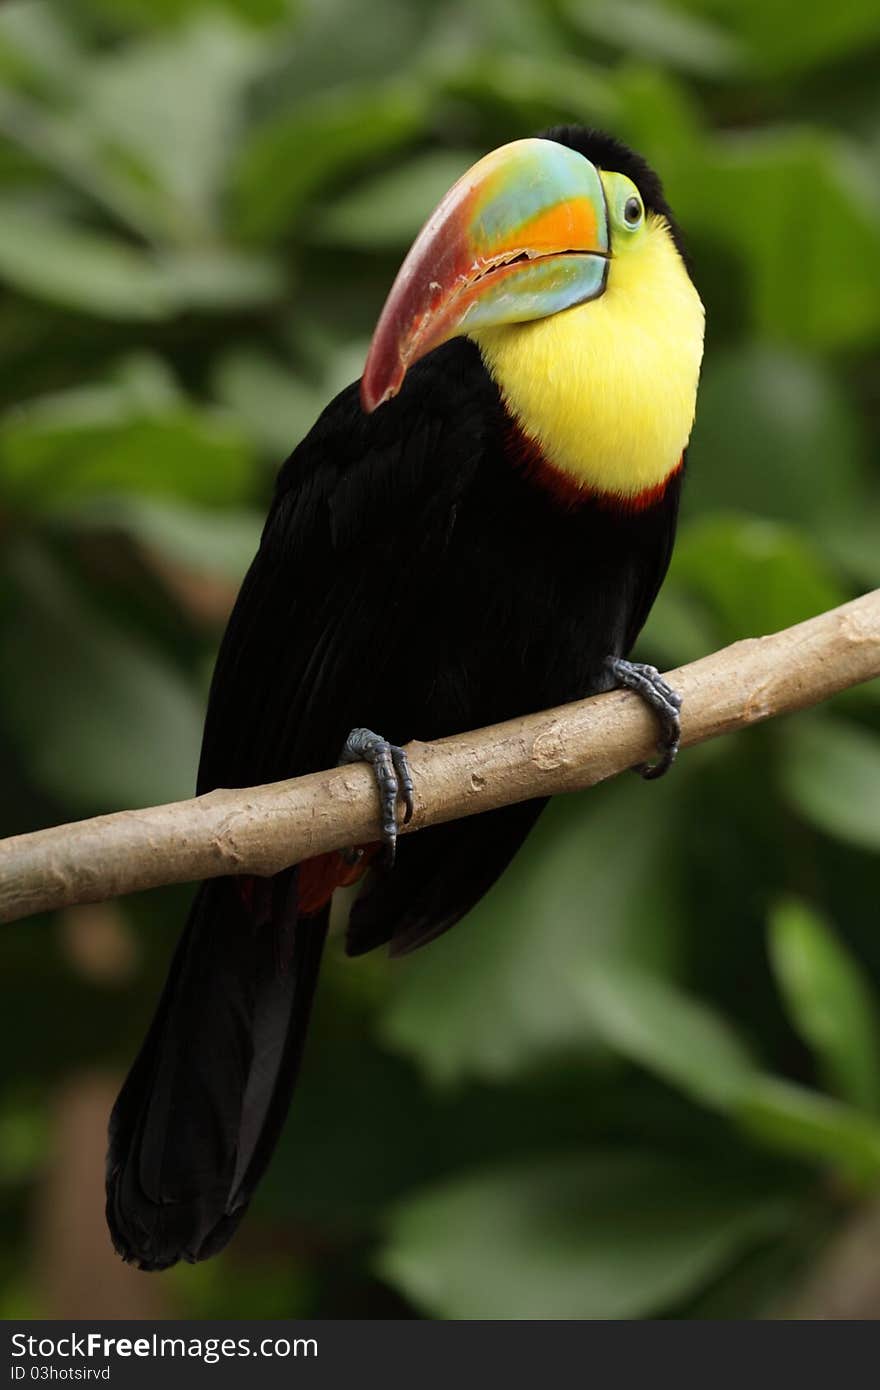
[2,590,879,927]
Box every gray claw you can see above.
[391,745,415,824]
[606,657,682,781]
[338,727,414,866]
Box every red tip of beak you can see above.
[360,321,407,414]
[360,202,466,414]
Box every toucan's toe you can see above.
[606,657,682,781]
[338,727,413,866]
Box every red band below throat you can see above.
[505,423,683,515]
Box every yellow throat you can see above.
[473,209,705,500]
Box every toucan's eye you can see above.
[623,195,643,227]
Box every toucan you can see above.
[106,127,705,1269]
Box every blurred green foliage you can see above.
[0,0,878,1321]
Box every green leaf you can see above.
[570,959,880,1185]
[439,51,619,126]
[608,63,704,167]
[820,512,880,591]
[0,376,256,510]
[0,1091,47,1187]
[314,150,478,250]
[212,349,326,457]
[637,584,717,668]
[734,1077,880,1187]
[670,514,844,645]
[156,248,284,311]
[232,82,428,242]
[700,0,880,76]
[689,131,880,350]
[0,3,85,94]
[419,0,568,61]
[260,0,432,98]
[58,495,262,584]
[76,15,270,241]
[580,960,759,1109]
[0,545,201,812]
[780,715,880,854]
[564,0,746,77]
[0,94,172,246]
[686,347,866,527]
[81,0,289,27]
[0,17,274,250]
[0,195,283,317]
[383,776,686,1085]
[768,897,880,1113]
[0,197,173,319]
[379,1153,793,1319]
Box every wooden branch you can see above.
[1,591,879,926]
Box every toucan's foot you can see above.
[338,728,414,867]
[606,657,682,781]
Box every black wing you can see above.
[197,341,495,794]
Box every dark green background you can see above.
[0,0,879,1320]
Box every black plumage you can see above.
[106,132,688,1270]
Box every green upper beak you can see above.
[361,137,610,413]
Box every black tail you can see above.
[106,873,327,1270]
[346,799,547,957]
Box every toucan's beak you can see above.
[361,137,610,413]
